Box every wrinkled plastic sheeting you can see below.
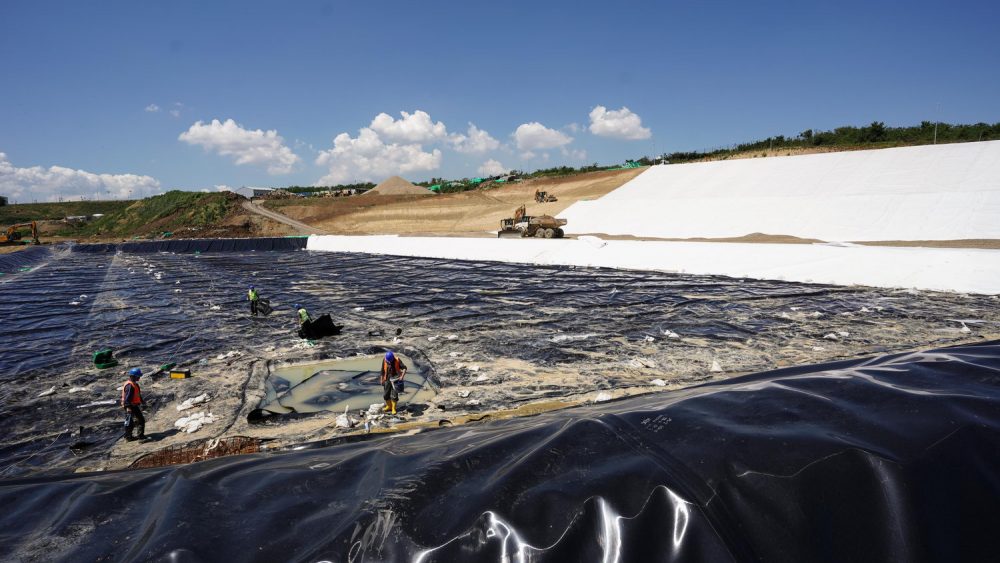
[0,245,52,274]
[72,236,309,254]
[1,341,998,562]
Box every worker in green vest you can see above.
[295,304,312,338]
[248,285,260,316]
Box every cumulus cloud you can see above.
[588,105,651,140]
[315,128,441,185]
[514,122,573,151]
[369,110,447,143]
[561,147,588,161]
[145,104,161,113]
[0,152,161,202]
[450,123,501,154]
[478,159,507,177]
[178,118,300,174]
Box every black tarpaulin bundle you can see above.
[1,341,998,562]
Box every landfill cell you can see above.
[0,241,997,478]
[0,341,998,561]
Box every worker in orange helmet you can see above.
[380,350,407,415]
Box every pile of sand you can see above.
[367,176,433,196]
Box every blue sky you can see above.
[1,0,998,201]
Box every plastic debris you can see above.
[176,393,210,412]
[39,386,56,397]
[651,379,667,387]
[174,411,216,433]
[710,360,723,372]
[594,391,612,403]
[335,406,358,429]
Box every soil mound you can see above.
[367,176,432,196]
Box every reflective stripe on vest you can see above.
[121,380,142,406]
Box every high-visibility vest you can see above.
[121,380,142,406]
[298,308,310,324]
[381,358,405,382]
[248,289,259,301]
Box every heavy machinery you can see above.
[534,189,558,203]
[498,205,567,238]
[0,221,39,245]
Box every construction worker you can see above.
[380,350,407,415]
[120,368,146,441]
[248,285,260,316]
[295,304,312,338]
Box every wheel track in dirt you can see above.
[242,200,325,235]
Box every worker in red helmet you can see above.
[380,351,407,415]
[121,367,147,441]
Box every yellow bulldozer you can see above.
[0,221,40,245]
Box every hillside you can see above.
[263,167,646,235]
[66,190,294,239]
[0,200,132,224]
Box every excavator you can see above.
[498,205,567,238]
[0,221,40,245]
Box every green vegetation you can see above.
[65,191,237,237]
[0,200,132,225]
[660,121,1000,164]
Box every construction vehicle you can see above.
[0,221,39,245]
[534,190,558,203]
[498,205,567,239]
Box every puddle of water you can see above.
[260,355,435,416]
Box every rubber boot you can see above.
[382,400,391,412]
[390,400,397,415]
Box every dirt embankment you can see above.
[264,168,646,236]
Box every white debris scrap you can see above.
[335,406,359,428]
[176,393,210,412]
[174,411,216,433]
[39,386,56,397]
[594,391,612,403]
[651,379,667,387]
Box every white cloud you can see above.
[178,118,300,175]
[169,109,181,118]
[520,150,537,160]
[449,123,500,154]
[514,122,573,151]
[145,104,161,113]
[588,105,652,140]
[561,147,588,161]
[478,159,507,176]
[0,152,161,202]
[369,110,447,143]
[565,123,582,133]
[315,127,441,185]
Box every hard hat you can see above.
[249,285,255,289]
[294,304,301,309]
[385,350,395,362]
[128,367,142,378]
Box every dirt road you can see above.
[242,200,325,235]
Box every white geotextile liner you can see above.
[307,235,1000,294]
[559,141,1000,241]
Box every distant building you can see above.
[231,187,274,199]
[0,195,7,206]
